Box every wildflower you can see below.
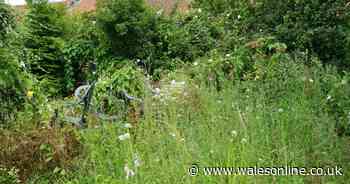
[241,138,247,144]
[209,150,214,154]
[20,61,26,68]
[309,79,314,83]
[154,88,161,96]
[226,53,231,57]
[124,123,132,128]
[198,8,202,13]
[278,108,284,113]
[124,164,135,179]
[231,130,238,137]
[193,62,198,66]
[170,133,176,138]
[118,133,130,141]
[171,80,176,86]
[156,9,163,16]
[237,15,241,19]
[209,59,213,62]
[133,155,141,167]
[26,90,34,99]
[326,95,332,101]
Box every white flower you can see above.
[194,15,198,19]
[154,88,161,95]
[309,79,314,83]
[210,150,214,154]
[327,95,332,101]
[278,108,284,113]
[198,8,202,13]
[170,133,176,138]
[209,59,213,62]
[20,61,26,68]
[226,54,231,57]
[237,15,241,19]
[133,155,141,167]
[124,164,135,179]
[156,9,163,16]
[171,80,176,86]
[193,62,198,66]
[241,138,247,144]
[259,29,263,32]
[231,130,238,137]
[118,133,130,141]
[124,123,133,128]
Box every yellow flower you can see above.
[26,90,34,99]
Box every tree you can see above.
[0,0,14,47]
[23,0,66,96]
[253,0,350,68]
[0,2,29,124]
[96,0,159,58]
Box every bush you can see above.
[22,0,66,96]
[194,0,350,69]
[190,47,252,90]
[0,1,15,47]
[252,0,350,68]
[96,0,159,58]
[63,12,101,93]
[94,63,145,115]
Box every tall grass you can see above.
[27,59,350,184]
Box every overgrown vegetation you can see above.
[1,0,350,183]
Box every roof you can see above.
[5,0,65,6]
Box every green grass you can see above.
[27,68,349,184]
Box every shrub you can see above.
[22,0,66,96]
[63,12,101,93]
[96,0,159,58]
[252,0,350,68]
[0,0,15,47]
[190,48,252,90]
[94,63,145,115]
